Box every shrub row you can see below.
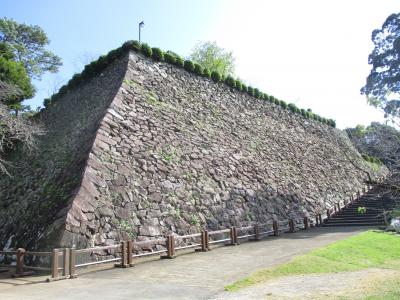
[42,40,336,127]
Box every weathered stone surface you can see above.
[0,50,388,251]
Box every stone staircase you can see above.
[323,189,395,227]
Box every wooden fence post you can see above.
[228,227,238,245]
[273,221,279,236]
[127,241,133,266]
[62,248,70,277]
[196,230,210,251]
[116,241,128,267]
[69,248,77,279]
[303,217,309,230]
[253,224,260,241]
[162,235,175,259]
[15,248,25,276]
[315,215,319,227]
[318,214,322,225]
[51,249,59,280]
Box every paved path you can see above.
[0,226,370,300]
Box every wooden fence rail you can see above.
[0,184,378,282]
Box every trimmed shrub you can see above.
[193,63,203,75]
[122,40,141,52]
[151,47,164,61]
[164,52,176,64]
[211,71,221,82]
[235,80,242,91]
[225,75,236,88]
[288,103,298,112]
[140,43,152,57]
[268,95,274,102]
[300,108,306,116]
[241,83,248,93]
[43,98,51,108]
[254,88,261,98]
[174,56,184,67]
[58,85,68,96]
[184,60,195,72]
[280,100,288,109]
[202,68,211,78]
[274,98,280,105]
[247,86,255,97]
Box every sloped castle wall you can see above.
[0,50,387,250]
[61,51,386,248]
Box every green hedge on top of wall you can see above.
[42,40,336,128]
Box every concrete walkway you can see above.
[0,226,371,300]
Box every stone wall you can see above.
[0,54,128,249]
[0,50,387,250]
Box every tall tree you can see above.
[188,41,235,76]
[0,18,62,79]
[0,45,34,107]
[361,13,400,121]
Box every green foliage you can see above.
[164,52,176,64]
[211,70,221,82]
[361,153,382,165]
[280,100,288,109]
[361,13,400,120]
[184,60,195,72]
[0,56,34,106]
[189,214,199,225]
[288,103,298,112]
[188,41,235,76]
[151,47,164,61]
[121,40,141,52]
[225,75,236,88]
[225,231,400,291]
[247,86,255,97]
[273,98,280,105]
[254,88,261,98]
[193,63,203,75]
[241,83,247,93]
[235,80,242,91]
[0,17,62,79]
[202,68,211,78]
[140,43,152,57]
[357,206,367,214]
[174,56,184,67]
[43,98,51,108]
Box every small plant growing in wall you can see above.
[159,144,177,164]
[189,214,199,225]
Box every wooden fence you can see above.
[0,183,377,282]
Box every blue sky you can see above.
[2,0,399,128]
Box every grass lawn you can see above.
[225,230,400,292]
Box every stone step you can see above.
[326,218,383,224]
[322,222,383,227]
